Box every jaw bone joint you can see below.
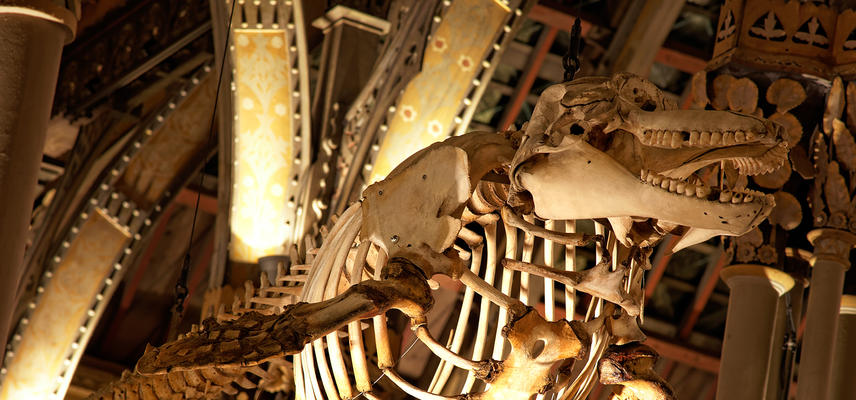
[91,73,787,400]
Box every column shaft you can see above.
[830,296,856,400]
[797,229,856,400]
[717,265,794,400]
[0,11,68,366]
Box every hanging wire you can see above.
[168,0,238,339]
[562,0,585,82]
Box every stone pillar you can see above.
[797,229,856,400]
[766,274,807,400]
[830,295,856,400]
[717,264,795,400]
[0,0,77,365]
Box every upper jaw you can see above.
[624,109,782,149]
[614,108,788,179]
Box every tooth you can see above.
[669,180,677,192]
[676,181,686,193]
[652,175,663,185]
[744,194,754,202]
[684,183,696,196]
[671,132,682,148]
[719,190,732,202]
[647,174,656,184]
[723,132,735,145]
[711,131,722,144]
[640,169,649,180]
[661,179,671,189]
[735,131,746,143]
[700,131,711,145]
[745,131,757,140]
[689,131,700,145]
[696,185,711,198]
[731,193,743,204]
[660,131,671,146]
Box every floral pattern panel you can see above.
[369,0,510,182]
[1,209,130,399]
[229,30,296,263]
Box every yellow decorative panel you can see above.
[119,73,216,207]
[369,0,509,182]
[229,29,295,262]
[1,209,130,399]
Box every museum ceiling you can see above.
[3,0,855,399]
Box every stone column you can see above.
[830,295,856,400]
[766,274,808,400]
[797,229,856,400]
[717,264,795,400]
[0,0,77,366]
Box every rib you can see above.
[414,325,496,378]
[544,219,556,321]
[564,220,578,318]
[372,250,395,368]
[463,221,499,393]
[385,369,460,400]
[519,215,535,305]
[501,206,598,246]
[492,220,513,360]
[347,241,373,392]
[428,228,485,394]
[501,258,639,316]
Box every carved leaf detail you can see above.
[711,74,735,111]
[717,10,736,40]
[793,17,830,48]
[811,127,829,183]
[766,79,806,114]
[810,183,828,227]
[848,82,856,129]
[727,78,759,114]
[748,12,786,40]
[690,71,708,109]
[824,77,844,135]
[824,161,850,228]
[768,112,803,147]
[832,119,856,174]
[810,129,830,226]
[769,191,803,231]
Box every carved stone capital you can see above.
[0,0,80,42]
[721,264,796,297]
[807,228,856,269]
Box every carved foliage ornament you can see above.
[711,0,856,79]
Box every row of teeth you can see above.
[640,170,766,203]
[732,142,789,175]
[639,129,762,148]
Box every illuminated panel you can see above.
[369,0,509,182]
[229,29,295,263]
[118,73,216,208]
[0,209,130,399]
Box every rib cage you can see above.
[267,203,618,399]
